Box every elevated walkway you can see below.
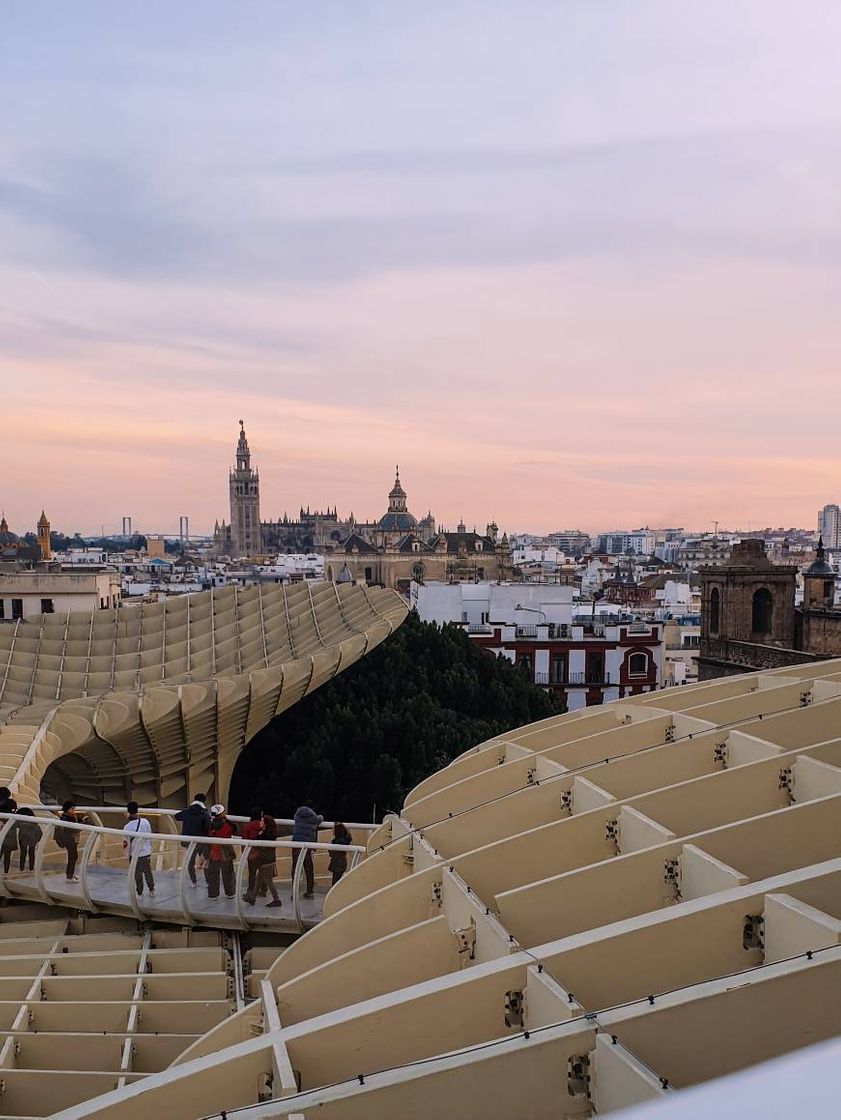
[0,808,374,933]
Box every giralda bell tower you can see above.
[229,420,261,557]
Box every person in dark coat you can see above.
[291,802,323,899]
[16,808,41,872]
[175,794,211,887]
[1,799,18,873]
[328,822,353,886]
[56,801,89,882]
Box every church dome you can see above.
[378,467,418,531]
[805,537,834,578]
[0,516,19,547]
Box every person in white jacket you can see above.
[123,801,155,896]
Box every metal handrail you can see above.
[26,804,378,832]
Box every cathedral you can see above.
[214,423,511,591]
[698,536,841,677]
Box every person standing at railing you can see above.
[243,814,282,908]
[16,808,41,872]
[122,801,155,897]
[1,799,18,874]
[328,822,353,886]
[174,794,211,888]
[206,805,237,899]
[291,801,323,900]
[240,807,265,900]
[56,801,89,883]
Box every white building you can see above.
[818,504,841,550]
[412,581,662,711]
[0,568,121,620]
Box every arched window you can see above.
[628,652,648,676]
[709,587,720,634]
[752,588,773,634]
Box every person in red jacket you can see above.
[240,807,264,899]
[206,805,237,899]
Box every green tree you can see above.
[230,612,564,821]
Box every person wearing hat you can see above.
[206,804,237,899]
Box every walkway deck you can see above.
[2,862,327,932]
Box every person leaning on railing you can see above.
[291,802,323,900]
[174,794,211,888]
[16,808,41,872]
[55,801,90,883]
[328,822,353,886]
[1,799,18,873]
[243,814,282,909]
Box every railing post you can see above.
[126,837,144,921]
[0,815,17,899]
[178,840,196,925]
[31,816,56,904]
[78,826,99,913]
[233,840,248,930]
[290,842,305,933]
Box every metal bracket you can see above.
[454,922,477,960]
[743,914,765,951]
[605,818,619,852]
[525,767,537,786]
[664,725,676,743]
[664,858,681,901]
[713,742,728,768]
[504,989,524,1029]
[401,852,415,867]
[560,789,573,815]
[778,768,793,798]
[800,690,813,708]
[432,881,443,909]
[257,1071,273,1103]
[567,1053,591,1098]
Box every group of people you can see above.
[0,788,42,874]
[174,794,354,907]
[0,789,355,908]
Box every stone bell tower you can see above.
[37,510,51,561]
[229,421,261,558]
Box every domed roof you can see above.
[0,515,19,547]
[805,537,835,578]
[379,466,417,530]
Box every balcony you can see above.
[534,671,614,686]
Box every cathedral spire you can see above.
[236,420,251,472]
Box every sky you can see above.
[2,1,841,537]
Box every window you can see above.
[824,580,833,598]
[517,654,532,674]
[751,588,773,634]
[0,600,4,619]
[709,587,720,634]
[364,566,373,582]
[585,651,604,684]
[40,598,54,614]
[628,652,648,676]
[11,599,23,620]
[550,654,566,684]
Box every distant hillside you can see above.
[230,610,564,822]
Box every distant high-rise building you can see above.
[229,420,261,557]
[818,504,840,550]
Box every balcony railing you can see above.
[534,672,614,686]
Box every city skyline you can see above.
[4,3,841,533]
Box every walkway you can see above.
[0,809,372,933]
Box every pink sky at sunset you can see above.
[2,2,841,537]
